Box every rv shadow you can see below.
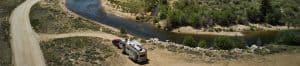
[131,58,149,65]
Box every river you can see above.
[65,0,299,45]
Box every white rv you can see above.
[112,39,148,62]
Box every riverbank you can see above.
[30,0,125,37]
[172,26,244,36]
[101,0,137,20]
[172,24,299,36]
[60,0,120,32]
[144,38,300,66]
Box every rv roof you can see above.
[127,41,145,52]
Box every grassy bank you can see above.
[0,0,24,65]
[41,37,118,66]
[30,0,122,36]
[30,0,101,33]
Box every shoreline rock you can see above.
[172,24,299,36]
[145,38,275,63]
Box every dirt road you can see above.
[39,31,122,41]
[9,0,46,66]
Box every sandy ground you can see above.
[109,44,300,66]
[172,24,299,36]
[172,26,245,36]
[9,0,46,66]
[249,23,298,30]
[101,0,136,20]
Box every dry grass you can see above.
[30,0,102,34]
[40,37,118,66]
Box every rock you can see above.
[248,44,258,53]
[254,47,270,55]
[183,46,190,50]
[69,59,75,62]
[230,48,243,53]
[94,60,101,64]
[145,40,150,43]
[250,44,258,49]
[166,40,169,42]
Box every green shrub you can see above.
[233,37,247,49]
[213,37,247,50]
[182,36,197,47]
[213,37,235,50]
[197,40,207,48]
[120,27,127,34]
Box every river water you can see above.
[66,0,299,45]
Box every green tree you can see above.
[260,0,272,23]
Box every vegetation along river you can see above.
[66,0,299,45]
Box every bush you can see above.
[213,37,235,50]
[233,37,247,49]
[276,31,300,45]
[120,27,127,34]
[182,36,197,47]
[197,40,207,48]
[213,37,247,50]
